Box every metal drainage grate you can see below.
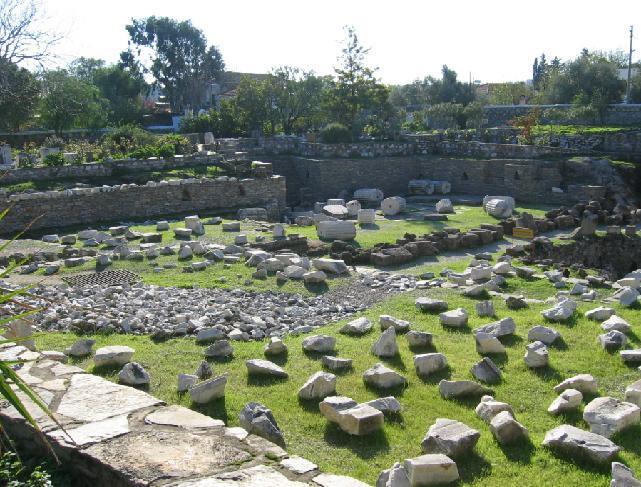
[62,269,142,287]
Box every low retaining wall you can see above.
[483,104,641,127]
[0,176,286,235]
[0,153,226,185]
[260,136,414,158]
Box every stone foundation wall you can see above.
[266,156,628,206]
[1,154,226,185]
[0,176,286,235]
[260,136,415,158]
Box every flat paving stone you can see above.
[145,405,225,430]
[280,455,318,474]
[168,465,308,486]
[57,373,163,422]
[312,473,372,487]
[48,414,130,447]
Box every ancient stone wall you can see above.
[0,154,226,185]
[260,136,415,158]
[0,176,286,235]
[267,156,627,206]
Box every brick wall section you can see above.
[0,176,286,235]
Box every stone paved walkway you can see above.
[0,343,371,486]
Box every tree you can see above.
[325,26,385,133]
[39,70,108,134]
[121,17,224,112]
[0,0,61,65]
[486,82,533,105]
[234,75,270,134]
[0,59,39,131]
[532,53,547,90]
[267,67,327,134]
[544,50,625,121]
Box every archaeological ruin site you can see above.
[3,3,641,486]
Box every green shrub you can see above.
[157,134,190,155]
[0,452,52,487]
[42,152,65,167]
[319,122,352,143]
[42,135,65,149]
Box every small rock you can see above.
[524,341,549,368]
[363,363,407,389]
[421,418,480,457]
[372,327,399,358]
[246,359,288,378]
[239,402,285,447]
[414,353,448,377]
[118,362,150,386]
[298,371,337,400]
[490,410,529,445]
[471,357,502,384]
[548,389,583,415]
[340,317,372,336]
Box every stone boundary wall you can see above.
[260,136,415,158]
[267,156,626,206]
[1,344,369,487]
[1,153,226,185]
[0,176,286,235]
[483,104,641,127]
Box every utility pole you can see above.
[626,25,633,103]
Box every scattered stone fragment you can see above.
[542,424,620,464]
[527,325,561,345]
[195,360,212,379]
[118,362,150,386]
[625,380,641,407]
[189,375,227,403]
[406,331,433,348]
[541,298,577,322]
[195,327,225,344]
[94,345,135,367]
[475,300,495,317]
[414,353,448,378]
[548,389,583,415]
[506,296,528,310]
[322,355,352,371]
[490,410,529,445]
[340,317,373,336]
[41,351,67,363]
[363,363,407,389]
[601,315,632,333]
[204,340,233,359]
[621,349,641,363]
[524,341,549,368]
[365,396,402,415]
[239,402,285,447]
[439,308,468,327]
[312,258,349,274]
[476,395,514,423]
[376,462,410,487]
[302,335,336,353]
[598,330,628,351]
[319,396,358,423]
[471,357,502,384]
[264,337,288,356]
[246,359,288,378]
[614,287,640,307]
[337,403,384,436]
[65,339,95,357]
[475,332,505,354]
[474,317,516,337]
[372,327,399,358]
[583,396,640,438]
[421,418,480,457]
[439,380,491,399]
[611,462,641,487]
[585,306,616,321]
[415,297,448,312]
[280,456,318,475]
[379,315,411,332]
[177,374,198,393]
[298,371,337,400]
[554,374,598,394]
[403,454,459,486]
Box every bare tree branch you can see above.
[0,0,62,66]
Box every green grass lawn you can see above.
[532,124,637,137]
[37,272,641,486]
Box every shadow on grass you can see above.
[364,382,409,398]
[497,437,535,464]
[408,343,437,354]
[303,350,334,361]
[205,355,234,364]
[448,394,490,409]
[557,408,584,426]
[378,354,407,372]
[530,365,563,382]
[323,423,390,459]
[613,424,641,456]
[417,366,451,385]
[499,334,523,348]
[297,397,321,413]
[481,352,508,367]
[191,397,228,424]
[246,374,289,387]
[304,282,329,295]
[358,223,380,230]
[456,451,493,483]
[551,336,569,351]
[265,353,288,366]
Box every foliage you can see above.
[323,26,386,134]
[532,124,630,137]
[0,452,52,487]
[462,102,485,129]
[156,134,190,155]
[485,82,533,105]
[509,108,541,144]
[234,76,271,134]
[390,66,475,109]
[425,103,464,129]
[179,100,245,138]
[42,152,65,167]
[39,70,108,134]
[319,122,352,143]
[0,59,40,131]
[42,135,65,149]
[121,16,224,112]
[401,110,428,132]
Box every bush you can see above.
[42,152,65,167]
[42,135,65,149]
[0,452,52,487]
[157,134,190,155]
[319,122,352,143]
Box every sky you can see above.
[40,0,641,85]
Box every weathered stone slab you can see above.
[542,424,620,464]
[57,374,163,422]
[145,405,224,430]
[48,414,130,447]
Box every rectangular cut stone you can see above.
[57,373,163,422]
